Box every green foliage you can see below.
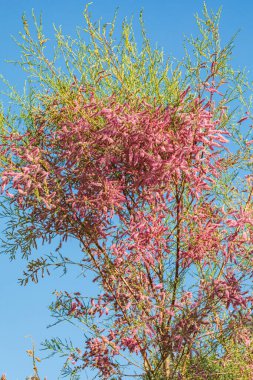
[184,339,253,379]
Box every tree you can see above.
[0,4,253,379]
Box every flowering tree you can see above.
[0,5,253,379]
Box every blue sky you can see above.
[0,0,253,379]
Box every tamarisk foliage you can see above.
[0,5,253,379]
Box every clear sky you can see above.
[0,0,253,379]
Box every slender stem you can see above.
[171,184,182,311]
